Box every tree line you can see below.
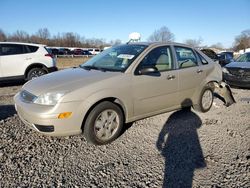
[0,27,249,51]
[0,28,121,48]
[147,26,250,51]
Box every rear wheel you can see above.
[193,86,214,113]
[84,101,124,145]
[27,68,46,80]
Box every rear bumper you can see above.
[47,66,58,73]
[223,73,250,88]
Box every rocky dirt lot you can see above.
[0,82,249,188]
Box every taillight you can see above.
[45,54,54,58]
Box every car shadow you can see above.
[156,108,206,188]
[0,105,17,120]
[120,122,134,136]
[230,85,250,90]
[0,80,25,87]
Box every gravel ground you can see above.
[0,82,249,188]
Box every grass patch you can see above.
[56,57,91,69]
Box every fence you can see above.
[55,54,95,58]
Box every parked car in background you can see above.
[82,50,92,56]
[73,48,83,55]
[0,42,57,81]
[15,42,225,145]
[73,49,92,56]
[58,48,72,55]
[222,52,250,88]
[217,51,234,66]
[48,48,59,56]
[88,48,100,55]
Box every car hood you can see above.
[225,61,250,69]
[23,68,122,96]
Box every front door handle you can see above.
[167,75,175,80]
[197,69,203,73]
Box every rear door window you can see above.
[174,46,198,68]
[196,51,208,65]
[27,45,39,53]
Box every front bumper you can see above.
[223,73,250,88]
[14,93,83,136]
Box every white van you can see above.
[0,42,57,81]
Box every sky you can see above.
[1,0,250,48]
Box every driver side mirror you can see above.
[138,66,159,75]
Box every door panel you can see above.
[132,71,179,116]
[178,67,205,103]
[1,44,30,77]
[132,46,179,116]
[1,54,30,77]
[174,46,206,103]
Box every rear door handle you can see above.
[167,75,175,80]
[197,69,203,73]
[25,57,32,60]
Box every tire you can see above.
[193,86,214,113]
[83,101,124,145]
[27,68,47,80]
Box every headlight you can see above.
[33,92,66,105]
[222,67,229,74]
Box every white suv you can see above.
[0,42,57,81]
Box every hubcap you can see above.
[30,70,45,79]
[202,90,213,110]
[94,110,120,141]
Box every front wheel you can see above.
[193,86,214,113]
[83,101,124,145]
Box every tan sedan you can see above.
[14,42,223,145]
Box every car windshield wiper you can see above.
[80,65,107,72]
[80,65,124,72]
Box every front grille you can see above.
[20,90,37,103]
[228,68,250,78]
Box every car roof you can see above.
[0,41,46,47]
[126,42,195,48]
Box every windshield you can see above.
[80,44,148,72]
[235,53,250,62]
